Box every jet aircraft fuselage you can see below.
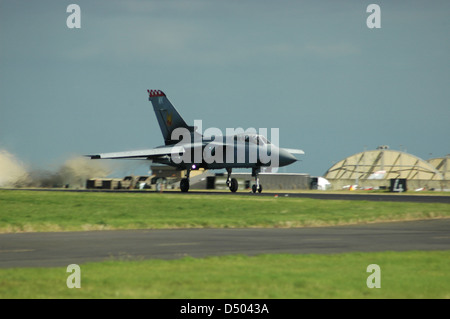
[89,90,304,193]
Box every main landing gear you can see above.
[251,167,263,193]
[180,169,190,192]
[226,168,238,193]
[180,167,239,193]
[180,167,263,193]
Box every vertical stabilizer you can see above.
[147,90,194,145]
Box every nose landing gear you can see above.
[251,167,263,193]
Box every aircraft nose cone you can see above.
[279,149,297,167]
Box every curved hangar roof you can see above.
[324,149,444,181]
[427,156,450,180]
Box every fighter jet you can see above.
[88,90,304,193]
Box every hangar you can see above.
[323,146,449,191]
[427,156,450,180]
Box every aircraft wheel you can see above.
[258,184,263,193]
[180,178,189,192]
[229,178,238,193]
[252,184,257,193]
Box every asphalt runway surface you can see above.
[1,219,449,268]
[4,188,450,203]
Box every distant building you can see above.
[324,146,449,191]
[209,172,311,191]
[427,155,450,181]
[85,165,206,190]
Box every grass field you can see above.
[0,251,449,298]
[1,190,449,299]
[0,190,449,233]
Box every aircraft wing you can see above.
[87,145,185,160]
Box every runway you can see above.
[4,188,450,203]
[1,219,449,268]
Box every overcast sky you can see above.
[1,0,449,177]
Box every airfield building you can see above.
[323,146,449,191]
[427,155,450,181]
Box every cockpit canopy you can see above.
[233,134,271,145]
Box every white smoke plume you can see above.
[57,156,112,188]
[0,150,111,188]
[0,150,29,187]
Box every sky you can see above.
[1,0,449,177]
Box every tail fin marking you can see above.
[147,89,194,145]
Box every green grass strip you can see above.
[0,251,448,298]
[1,190,449,232]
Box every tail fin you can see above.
[147,90,196,145]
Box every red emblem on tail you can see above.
[147,89,166,97]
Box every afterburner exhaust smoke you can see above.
[0,150,111,188]
[0,150,28,187]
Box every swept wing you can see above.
[88,145,185,160]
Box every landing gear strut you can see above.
[180,169,190,192]
[226,168,238,193]
[251,167,262,193]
